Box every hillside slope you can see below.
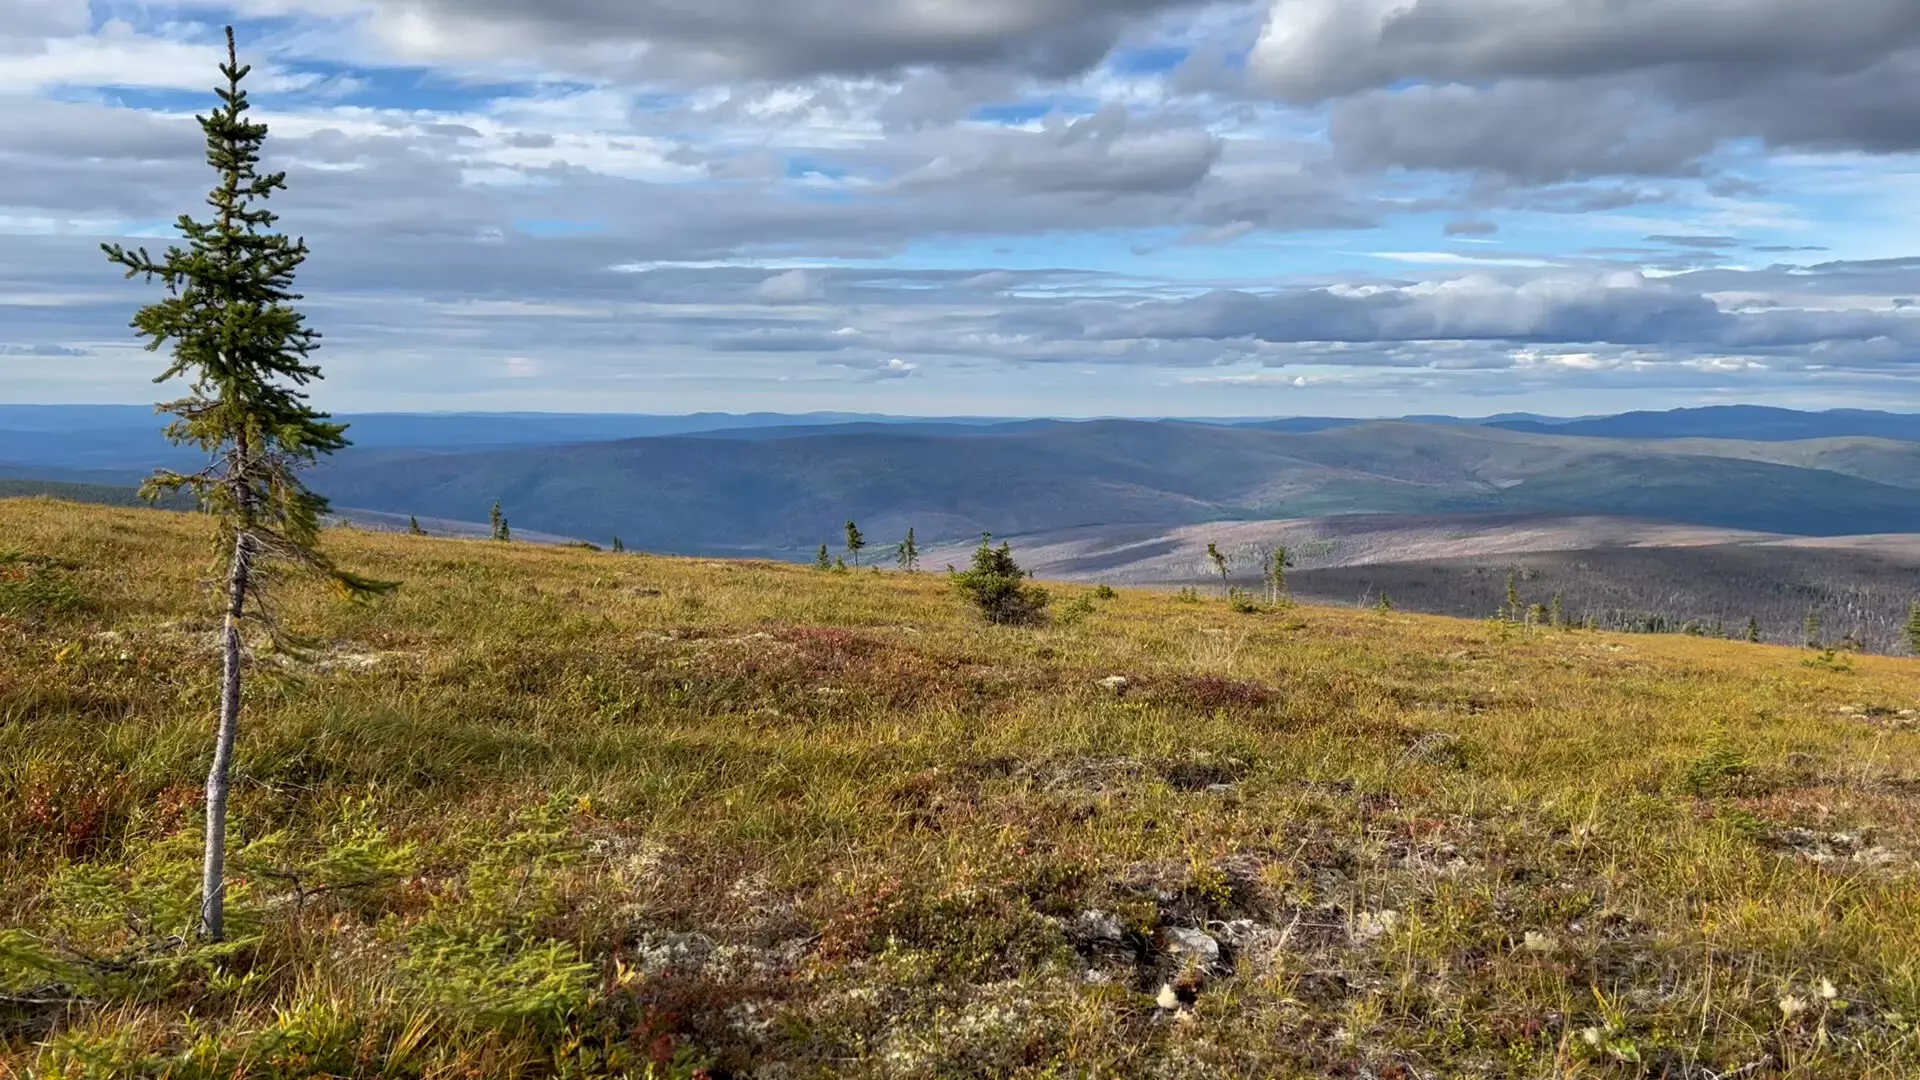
[4,497,1920,1077]
[309,419,1920,554]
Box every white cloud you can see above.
[755,269,828,303]
[1,0,1920,412]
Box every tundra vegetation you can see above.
[4,498,1920,1078]
[1285,548,1920,655]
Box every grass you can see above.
[3,496,1920,1077]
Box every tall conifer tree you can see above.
[897,527,919,572]
[1265,546,1293,605]
[845,520,866,567]
[102,27,391,941]
[1206,542,1231,598]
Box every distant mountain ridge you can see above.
[1488,405,1920,442]
[10,405,1920,557]
[8,404,1920,479]
[302,419,1920,555]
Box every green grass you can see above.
[4,498,1920,1077]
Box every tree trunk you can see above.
[202,530,252,941]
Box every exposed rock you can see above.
[1213,919,1279,952]
[1353,910,1399,943]
[1163,926,1220,965]
[1071,909,1126,946]
[1771,827,1909,868]
[1097,675,1129,695]
[630,931,715,976]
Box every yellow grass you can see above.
[3,497,1919,1078]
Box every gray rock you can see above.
[1072,909,1126,945]
[1163,926,1220,965]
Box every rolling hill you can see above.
[1490,404,1920,442]
[305,419,1920,555]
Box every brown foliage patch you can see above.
[644,627,1055,717]
[1149,673,1279,713]
[5,760,132,859]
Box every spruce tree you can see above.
[1376,592,1392,613]
[1747,616,1761,644]
[1804,609,1823,649]
[814,544,832,571]
[1206,542,1231,599]
[611,536,624,553]
[1505,571,1521,623]
[897,527,919,572]
[844,520,866,567]
[951,533,1050,625]
[1550,594,1564,629]
[489,500,509,542]
[407,515,424,536]
[101,26,392,941]
[1906,601,1920,655]
[1265,546,1293,606]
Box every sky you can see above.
[5,0,1920,416]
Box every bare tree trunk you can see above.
[202,530,252,941]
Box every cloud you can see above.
[6,0,1920,414]
[1254,0,1920,179]
[829,355,919,380]
[1329,79,1720,181]
[755,269,828,303]
[1078,272,1920,350]
[0,343,88,356]
[889,107,1223,197]
[1249,0,1920,103]
[253,0,1211,81]
[1647,235,1741,248]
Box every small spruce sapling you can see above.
[1907,600,1920,655]
[950,533,1050,625]
[1265,546,1293,606]
[1747,616,1761,643]
[814,544,832,571]
[611,536,625,553]
[1206,542,1231,599]
[1505,571,1521,624]
[844,520,866,567]
[897,527,919,572]
[490,500,510,542]
[101,26,395,940]
[407,515,424,536]
[1804,609,1823,649]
